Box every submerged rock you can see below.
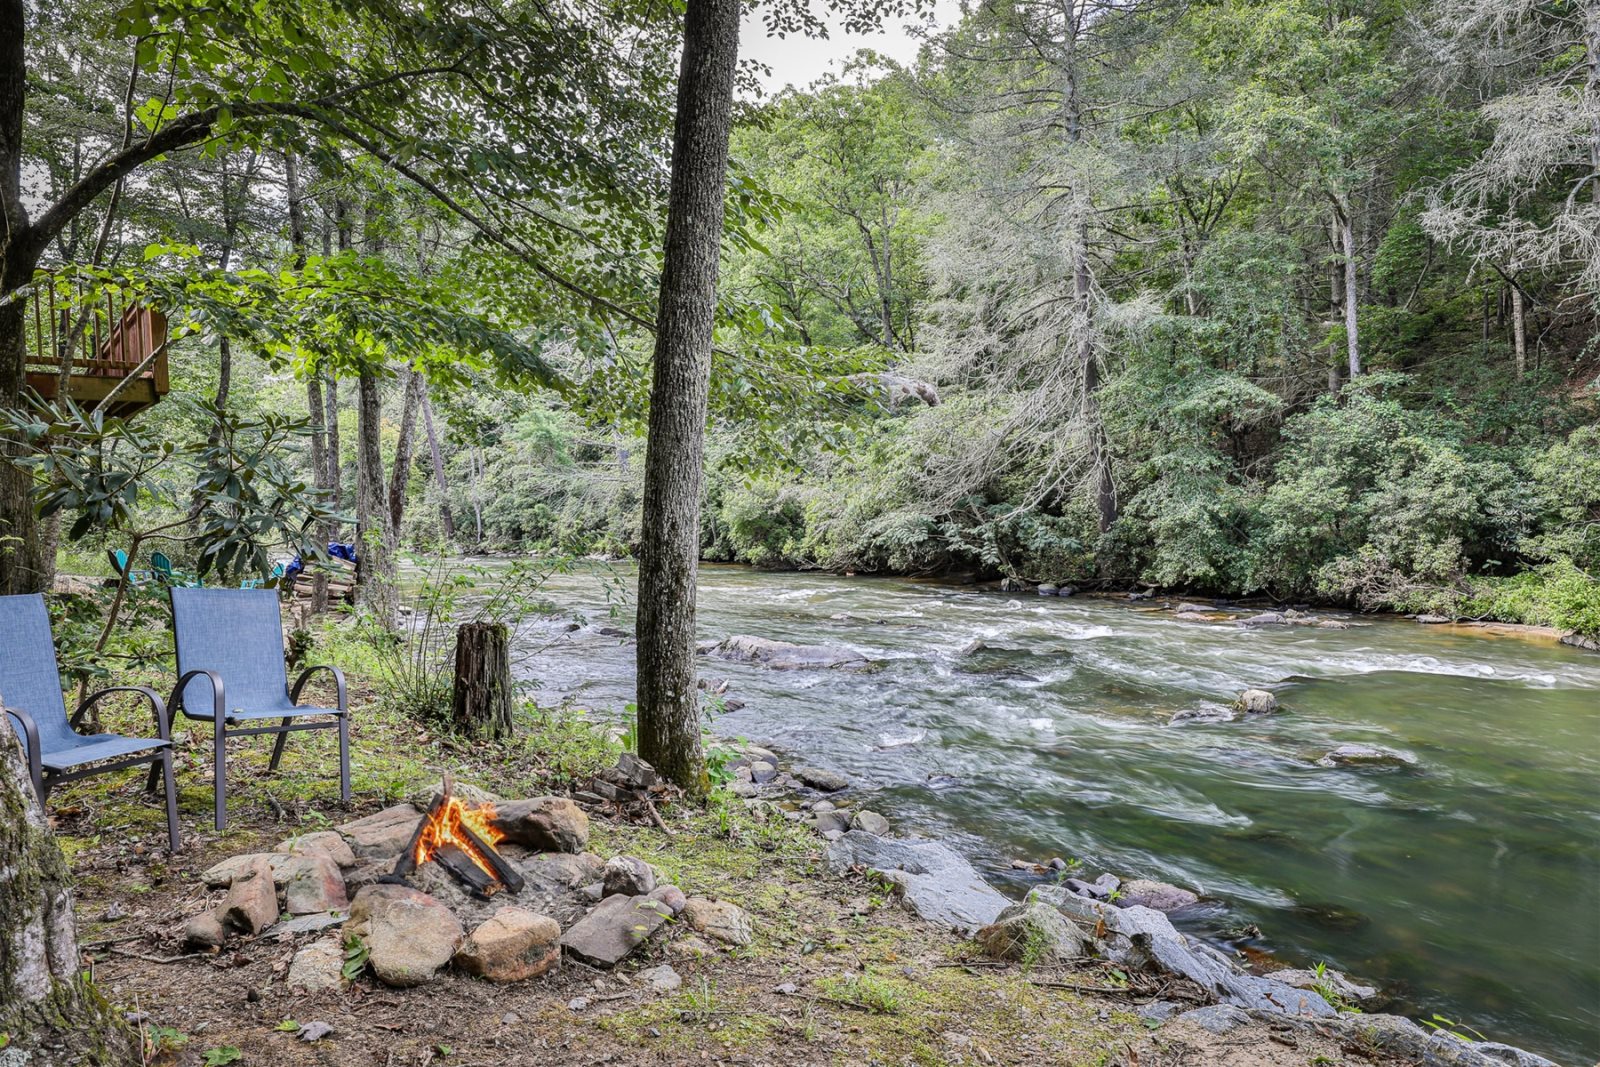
[1169,704,1237,726]
[1237,612,1286,627]
[827,831,1007,934]
[795,765,850,792]
[698,634,869,670]
[1115,878,1199,912]
[1315,744,1418,769]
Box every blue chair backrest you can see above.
[108,549,129,577]
[0,594,77,753]
[151,551,175,577]
[171,588,291,714]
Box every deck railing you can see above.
[21,275,169,409]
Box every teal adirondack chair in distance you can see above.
[150,551,201,588]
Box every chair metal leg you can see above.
[338,714,351,804]
[160,749,180,851]
[213,717,227,831]
[268,717,293,772]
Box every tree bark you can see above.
[0,727,139,1065]
[1337,200,1361,378]
[324,374,341,512]
[287,151,331,611]
[388,368,423,532]
[450,621,513,739]
[634,0,740,795]
[1510,280,1526,379]
[420,385,455,541]
[0,0,45,594]
[354,368,396,625]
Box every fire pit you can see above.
[393,778,525,899]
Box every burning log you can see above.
[391,778,526,897]
[432,843,499,898]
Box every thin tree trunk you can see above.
[388,368,423,532]
[420,385,455,541]
[1338,202,1361,378]
[634,0,740,795]
[354,368,396,625]
[0,729,139,1065]
[1510,281,1526,379]
[324,375,341,513]
[286,151,330,611]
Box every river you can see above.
[475,563,1598,1063]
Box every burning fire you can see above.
[414,795,506,882]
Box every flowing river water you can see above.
[478,563,1598,1063]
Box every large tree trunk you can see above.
[420,385,455,541]
[0,727,139,1065]
[354,368,396,625]
[634,0,740,795]
[388,367,423,532]
[0,0,45,595]
[450,622,513,739]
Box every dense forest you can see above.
[4,0,1597,636]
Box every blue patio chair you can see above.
[168,588,349,830]
[0,594,179,850]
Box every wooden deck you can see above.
[23,280,170,418]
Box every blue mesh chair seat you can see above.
[169,588,349,830]
[0,594,179,850]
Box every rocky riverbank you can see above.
[716,739,1567,1067]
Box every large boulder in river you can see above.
[827,831,1007,934]
[1115,878,1199,912]
[1235,689,1278,715]
[698,634,869,671]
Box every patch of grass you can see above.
[819,973,905,1014]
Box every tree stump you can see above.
[0,726,138,1065]
[451,621,513,739]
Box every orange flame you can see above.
[414,796,506,883]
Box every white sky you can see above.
[739,0,959,94]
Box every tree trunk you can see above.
[324,375,342,513]
[420,385,455,541]
[354,369,396,625]
[388,368,423,532]
[0,728,139,1065]
[1338,202,1361,378]
[450,621,513,739]
[634,0,740,795]
[1510,281,1526,379]
[0,0,45,595]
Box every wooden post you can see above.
[451,622,513,739]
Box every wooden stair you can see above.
[23,277,170,417]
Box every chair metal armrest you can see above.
[76,685,172,741]
[171,669,226,722]
[290,664,348,714]
[2,706,46,799]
